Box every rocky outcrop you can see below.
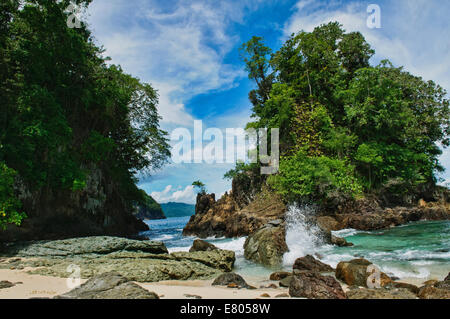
[293,255,334,273]
[189,239,218,252]
[269,271,291,281]
[183,189,286,238]
[417,274,450,299]
[336,259,392,287]
[212,273,249,288]
[55,272,159,299]
[346,287,417,299]
[0,236,168,257]
[289,271,346,299]
[243,221,288,267]
[317,198,450,232]
[0,236,235,282]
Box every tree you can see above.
[192,181,207,195]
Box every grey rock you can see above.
[279,276,294,287]
[289,271,346,299]
[212,273,249,288]
[55,272,159,299]
[1,236,168,257]
[189,239,218,252]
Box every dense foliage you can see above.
[0,0,170,228]
[236,22,449,203]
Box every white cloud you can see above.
[87,0,250,127]
[150,184,197,204]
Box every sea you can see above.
[141,205,450,283]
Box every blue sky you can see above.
[86,0,450,204]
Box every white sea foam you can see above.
[282,204,329,266]
[214,237,247,257]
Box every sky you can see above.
[86,0,450,204]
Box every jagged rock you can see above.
[0,237,235,282]
[269,271,291,281]
[316,216,341,232]
[388,282,419,295]
[289,271,346,299]
[55,272,158,299]
[183,191,286,238]
[335,259,392,287]
[0,281,15,289]
[418,286,450,299]
[189,239,218,252]
[243,223,288,267]
[0,236,168,257]
[347,287,417,299]
[212,273,249,288]
[444,272,450,281]
[293,255,334,273]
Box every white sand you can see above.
[0,268,289,299]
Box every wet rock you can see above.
[293,255,334,273]
[55,272,159,299]
[212,273,249,288]
[189,239,218,252]
[243,224,288,267]
[269,271,291,281]
[335,259,392,287]
[347,287,417,299]
[289,271,346,299]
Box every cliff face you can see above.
[182,190,286,238]
[0,164,148,242]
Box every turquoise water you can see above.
[142,215,450,282]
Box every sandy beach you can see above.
[0,268,292,299]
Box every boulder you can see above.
[418,286,450,299]
[335,259,392,288]
[269,271,291,281]
[346,287,417,299]
[289,271,346,299]
[243,224,288,267]
[171,249,235,272]
[55,272,158,299]
[212,273,249,288]
[388,282,419,295]
[279,276,294,287]
[0,237,235,282]
[189,239,218,252]
[315,216,341,232]
[293,255,334,273]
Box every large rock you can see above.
[346,287,417,299]
[293,255,334,273]
[55,272,159,299]
[212,273,249,288]
[183,190,286,238]
[0,281,15,289]
[243,223,288,267]
[0,236,168,257]
[335,259,392,287]
[0,237,235,282]
[289,271,346,299]
[189,239,218,252]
